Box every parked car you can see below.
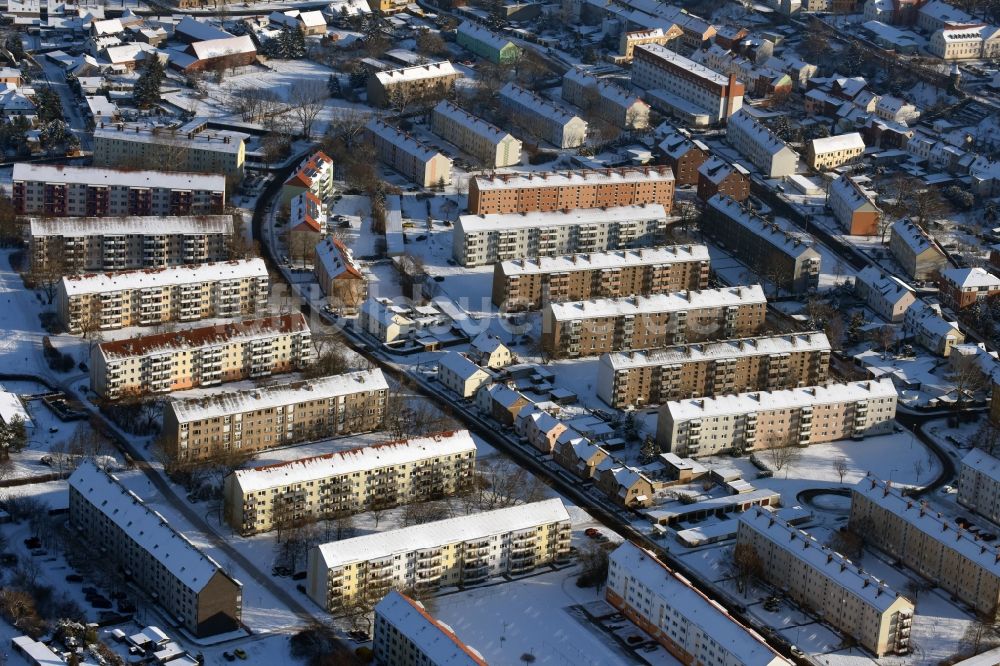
[234,648,248,660]
[223,652,236,662]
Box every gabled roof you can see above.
[314,237,363,280]
[375,591,488,666]
[942,267,1000,290]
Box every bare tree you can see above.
[728,542,763,596]
[963,605,1000,655]
[834,456,849,484]
[875,325,896,355]
[288,80,327,138]
[948,353,989,405]
[826,528,863,559]
[764,433,801,474]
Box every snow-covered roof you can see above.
[635,44,732,86]
[548,284,766,321]
[564,68,646,109]
[663,378,897,422]
[891,220,943,258]
[298,10,326,27]
[175,16,232,41]
[484,383,526,410]
[285,150,333,189]
[433,101,514,146]
[68,461,238,592]
[698,156,741,185]
[94,122,246,155]
[658,130,705,159]
[61,258,267,296]
[314,498,570,570]
[809,132,866,155]
[30,214,232,237]
[438,351,491,381]
[473,165,674,192]
[375,590,487,666]
[366,119,449,163]
[457,20,516,52]
[905,300,962,338]
[942,267,1000,290]
[314,237,363,280]
[188,35,256,61]
[728,110,795,157]
[12,162,225,191]
[707,195,821,261]
[168,369,388,424]
[458,204,667,233]
[375,60,457,86]
[919,0,975,25]
[830,174,879,211]
[470,331,507,355]
[603,332,830,370]
[231,431,476,494]
[499,83,584,125]
[91,17,123,35]
[500,245,707,276]
[856,266,915,304]
[962,448,1000,485]
[0,386,31,428]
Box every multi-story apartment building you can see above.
[704,195,822,293]
[454,204,668,268]
[807,132,866,171]
[958,448,1000,524]
[939,267,1000,310]
[631,44,744,125]
[657,378,898,456]
[492,245,710,310]
[161,369,388,462]
[889,219,948,281]
[725,110,799,178]
[11,163,225,217]
[854,266,916,323]
[68,462,243,637]
[314,237,366,313]
[657,129,708,186]
[851,474,1000,618]
[281,150,335,209]
[467,166,675,215]
[498,83,588,149]
[542,284,768,358]
[306,499,571,609]
[904,299,965,356]
[366,61,460,108]
[90,313,315,399]
[58,258,269,334]
[365,120,453,188]
[737,509,913,657]
[93,120,246,177]
[597,331,831,408]
[373,591,487,666]
[455,20,520,64]
[696,156,750,202]
[606,541,790,666]
[616,27,683,62]
[431,101,522,168]
[829,175,882,236]
[561,68,650,130]
[224,430,476,535]
[29,215,233,273]
[928,26,1000,60]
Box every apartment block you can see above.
[366,119,453,188]
[366,61,460,108]
[90,313,315,400]
[632,44,744,125]
[93,120,246,177]
[58,259,269,334]
[498,83,588,149]
[889,220,948,281]
[597,331,831,409]
[223,430,477,535]
[29,215,233,273]
[855,266,916,323]
[696,157,750,202]
[455,20,520,63]
[492,245,709,310]
[306,499,571,609]
[807,133,866,171]
[959,449,1000,524]
[454,204,668,268]
[939,267,1000,310]
[851,475,1000,618]
[467,166,675,215]
[314,237,366,313]
[725,110,799,178]
[68,462,242,637]
[562,68,650,130]
[281,150,335,209]
[658,129,708,186]
[431,101,522,168]
[11,163,225,217]
[161,369,389,462]
[373,591,487,666]
[737,509,913,657]
[606,541,789,666]
[541,284,768,358]
[829,175,881,236]
[657,378,898,457]
[704,195,822,293]
[904,300,965,357]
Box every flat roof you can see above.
[602,332,830,370]
[547,284,766,321]
[61,258,267,296]
[29,214,232,237]
[472,165,674,191]
[500,245,707,276]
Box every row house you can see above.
[597,465,663,508]
[475,383,530,427]
[561,68,650,130]
[366,61,460,108]
[631,44,743,125]
[437,351,494,399]
[498,83,588,149]
[828,175,882,236]
[904,300,965,356]
[554,437,610,480]
[515,406,572,454]
[889,219,948,281]
[431,101,522,169]
[365,120,453,188]
[855,266,917,323]
[725,110,799,178]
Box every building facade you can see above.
[456,21,521,64]
[889,220,948,281]
[631,44,744,124]
[93,121,246,177]
[904,300,965,356]
[373,591,487,666]
[658,129,708,186]
[696,157,750,202]
[281,150,335,209]
[366,61,460,107]
[829,175,882,236]
[366,120,453,188]
[431,101,522,168]
[561,68,650,130]
[807,133,866,170]
[958,448,1000,525]
[939,267,1000,310]
[855,266,917,323]
[725,110,799,178]
[314,237,366,313]
[498,83,588,149]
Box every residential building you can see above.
[959,448,1000,525]
[554,438,610,480]
[890,220,948,281]
[939,267,1000,310]
[454,205,668,268]
[281,150,335,209]
[658,129,708,186]
[597,332,831,408]
[829,175,882,236]
[631,44,744,124]
[657,378,898,456]
[561,68,650,130]
[68,462,242,637]
[492,245,710,311]
[541,284,768,358]
[726,110,799,178]
[468,332,513,369]
[29,215,232,273]
[437,352,493,399]
[179,35,257,74]
[223,431,477,535]
[851,474,1000,618]
[807,133,866,171]
[697,157,750,202]
[58,259,269,334]
[703,195,822,293]
[366,120,453,187]
[904,300,965,356]
[737,509,913,657]
[617,27,683,62]
[606,542,789,666]
[11,163,225,217]
[314,237,366,313]
[373,591,487,666]
[431,101,522,168]
[515,407,569,453]
[855,266,917,323]
[93,120,247,177]
[161,369,389,462]
[597,465,661,508]
[359,298,452,344]
[269,9,327,35]
[456,21,521,63]
[306,499,571,608]
[287,191,324,261]
[366,61,459,107]
[918,0,978,32]
[875,95,921,124]
[928,26,998,59]
[498,83,588,149]
[467,166,675,215]
[476,383,530,427]
[90,314,314,400]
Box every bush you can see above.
[528,150,558,165]
[42,337,74,372]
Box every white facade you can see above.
[726,110,798,178]
[498,83,588,149]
